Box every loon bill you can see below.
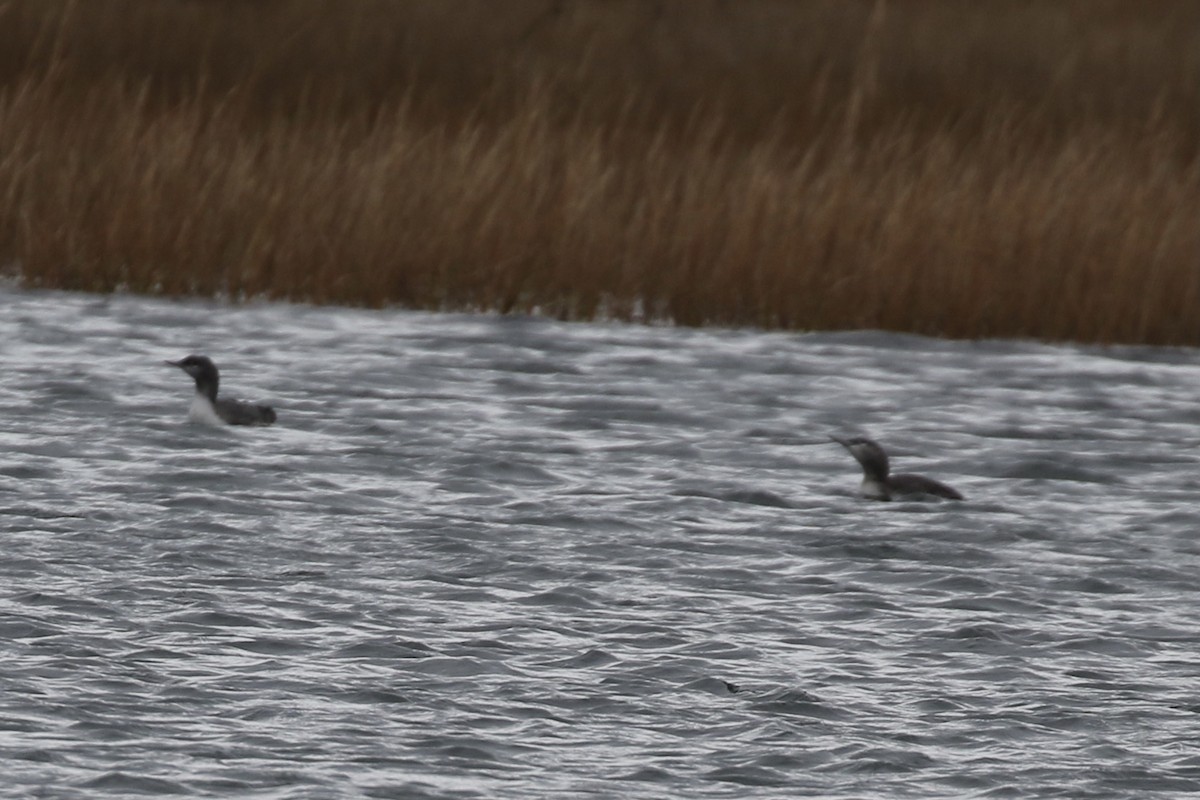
[166,354,277,426]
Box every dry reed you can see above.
[2,0,1199,343]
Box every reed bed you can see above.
[2,0,1199,343]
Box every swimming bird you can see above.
[832,436,962,501]
[166,355,277,426]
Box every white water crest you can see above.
[2,288,1198,798]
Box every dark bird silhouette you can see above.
[832,436,962,501]
[166,355,276,426]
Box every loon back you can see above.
[213,397,277,426]
[886,472,963,501]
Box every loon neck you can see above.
[856,457,889,483]
[193,376,218,402]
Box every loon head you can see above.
[166,354,219,400]
[831,435,890,481]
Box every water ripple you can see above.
[1,288,1198,797]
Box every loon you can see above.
[166,355,277,426]
[832,436,962,501]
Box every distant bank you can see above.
[2,0,1198,344]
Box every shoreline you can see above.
[2,1,1198,345]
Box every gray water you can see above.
[2,288,1198,799]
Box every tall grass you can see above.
[2,0,1199,343]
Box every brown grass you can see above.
[2,0,1200,343]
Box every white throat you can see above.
[860,477,890,501]
[188,392,225,426]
